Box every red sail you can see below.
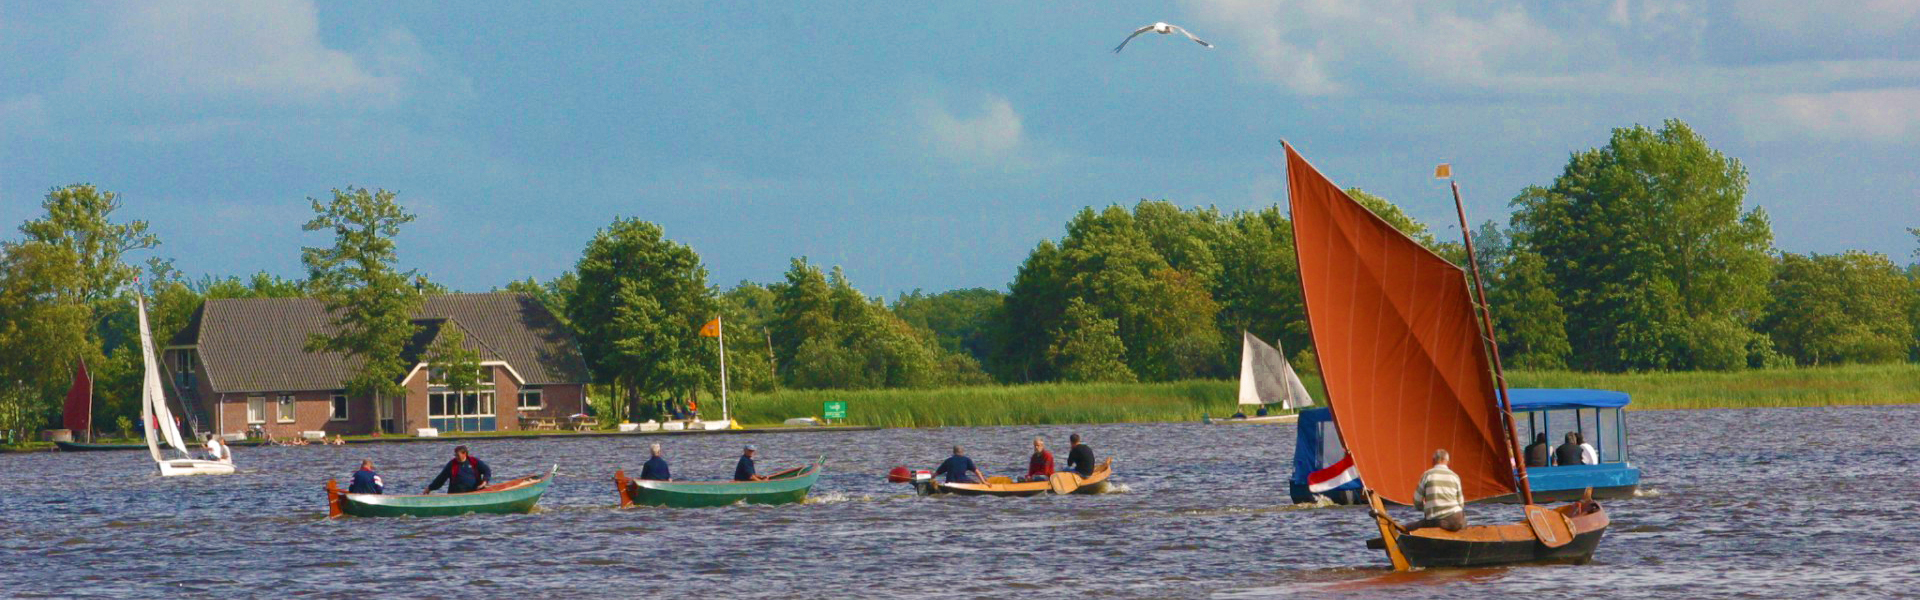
[62,359,92,435]
[1285,144,1515,505]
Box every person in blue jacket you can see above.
[934,445,988,484]
[640,443,671,481]
[425,445,492,494]
[347,459,384,494]
[734,445,768,481]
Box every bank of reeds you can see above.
[728,364,1920,427]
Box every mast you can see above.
[717,314,729,423]
[1443,175,1533,505]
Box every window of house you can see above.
[276,394,296,423]
[176,352,196,388]
[517,387,543,410]
[330,394,348,421]
[247,396,266,424]
[429,367,446,385]
[477,366,494,385]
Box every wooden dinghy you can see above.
[54,441,149,452]
[613,458,824,508]
[327,465,556,518]
[913,458,1113,497]
[1283,143,1610,569]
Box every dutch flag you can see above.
[1307,455,1359,493]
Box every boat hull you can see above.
[616,460,823,508]
[329,467,554,518]
[55,441,148,452]
[1209,414,1299,424]
[1370,502,1610,568]
[1293,464,1640,505]
[916,459,1113,497]
[159,459,235,476]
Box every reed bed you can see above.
[730,364,1920,427]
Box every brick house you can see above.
[163,293,592,437]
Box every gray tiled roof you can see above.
[184,293,590,394]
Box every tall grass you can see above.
[729,364,1920,427]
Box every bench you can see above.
[520,416,559,431]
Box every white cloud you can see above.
[1736,88,1920,142]
[919,94,1027,163]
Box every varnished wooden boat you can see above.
[327,465,555,518]
[1365,490,1609,568]
[916,458,1113,497]
[55,441,148,452]
[613,458,824,508]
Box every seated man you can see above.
[734,445,768,481]
[1066,433,1096,477]
[1554,432,1583,466]
[1577,432,1599,465]
[640,443,671,481]
[203,436,230,463]
[1524,433,1551,468]
[425,445,492,494]
[1401,449,1466,532]
[1021,438,1055,482]
[1255,405,1270,417]
[347,459,384,494]
[934,445,988,484]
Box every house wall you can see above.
[211,390,367,438]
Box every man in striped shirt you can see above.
[1402,449,1467,532]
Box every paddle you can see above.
[1047,471,1082,495]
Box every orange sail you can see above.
[1284,143,1515,505]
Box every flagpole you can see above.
[718,314,729,423]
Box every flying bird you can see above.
[1113,22,1213,53]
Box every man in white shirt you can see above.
[1578,433,1598,465]
[204,436,230,462]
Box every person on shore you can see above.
[1022,437,1055,482]
[1066,433,1096,477]
[425,445,492,494]
[935,445,988,484]
[1554,432,1583,466]
[641,443,671,481]
[1400,449,1465,532]
[203,436,230,462]
[1524,433,1551,468]
[348,459,384,494]
[1577,432,1599,465]
[733,445,768,481]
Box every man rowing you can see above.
[934,445,988,484]
[348,459,384,494]
[1065,433,1096,477]
[640,443,671,481]
[425,445,492,494]
[734,445,768,481]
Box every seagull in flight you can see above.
[1113,22,1214,53]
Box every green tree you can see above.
[301,187,422,399]
[424,324,483,394]
[1510,120,1774,371]
[566,218,714,420]
[1048,298,1136,383]
[0,242,93,437]
[18,184,159,304]
[1489,248,1572,369]
[1214,206,1310,365]
[1760,252,1913,366]
[892,287,1004,363]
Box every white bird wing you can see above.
[1113,25,1155,53]
[1170,25,1213,48]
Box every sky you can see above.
[2,1,1917,297]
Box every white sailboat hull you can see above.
[1210,414,1299,424]
[158,459,235,477]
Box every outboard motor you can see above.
[887,466,935,495]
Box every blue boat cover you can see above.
[1503,388,1630,411]
[1289,407,1359,490]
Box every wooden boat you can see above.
[613,458,824,508]
[326,466,556,518]
[913,458,1113,497]
[1284,144,1608,569]
[54,441,148,452]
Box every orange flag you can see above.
[1434,163,1452,179]
[698,317,721,337]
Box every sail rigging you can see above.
[1284,143,1514,505]
[1237,331,1314,409]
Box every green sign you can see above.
[823,401,847,420]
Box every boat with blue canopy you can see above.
[1290,388,1641,504]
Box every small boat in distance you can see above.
[613,458,825,508]
[327,466,557,518]
[1290,389,1642,504]
[55,441,149,452]
[891,458,1114,497]
[1210,332,1311,425]
[133,291,234,477]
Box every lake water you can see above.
[4,406,1917,599]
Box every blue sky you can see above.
[3,1,1916,296]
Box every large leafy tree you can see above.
[1760,252,1913,366]
[566,218,714,419]
[1048,298,1136,383]
[301,187,422,399]
[0,242,93,439]
[1510,120,1774,371]
[423,325,483,395]
[892,287,1004,364]
[19,184,159,304]
[769,260,978,389]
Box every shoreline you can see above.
[1,425,880,454]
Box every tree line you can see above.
[4,118,1918,439]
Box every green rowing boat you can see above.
[614,458,824,508]
[327,465,555,518]
[55,441,148,452]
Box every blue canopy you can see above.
[1289,407,1359,490]
[1504,388,1630,411]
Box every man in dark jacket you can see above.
[1553,432,1583,467]
[426,445,492,493]
[734,445,767,481]
[640,443,671,481]
[1524,433,1551,468]
[934,445,987,484]
[1066,433,1096,477]
[347,459,384,494]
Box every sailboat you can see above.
[54,360,144,451]
[135,292,234,477]
[1212,331,1313,424]
[1284,143,1607,568]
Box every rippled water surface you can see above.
[5,406,1919,599]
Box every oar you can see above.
[1047,471,1082,495]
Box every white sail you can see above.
[136,294,190,455]
[1237,331,1315,409]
